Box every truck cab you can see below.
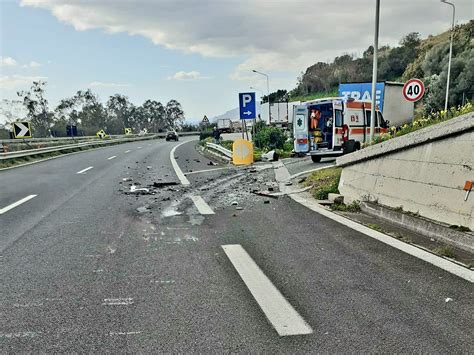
[293,97,388,162]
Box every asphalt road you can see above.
[1,137,473,352]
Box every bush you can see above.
[200,130,213,141]
[254,126,286,150]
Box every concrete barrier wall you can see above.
[337,112,474,230]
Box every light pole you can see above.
[252,70,270,124]
[441,0,455,112]
[369,0,380,143]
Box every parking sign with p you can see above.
[239,92,256,120]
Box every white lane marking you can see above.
[137,146,142,149]
[107,155,117,160]
[76,166,93,174]
[124,150,131,153]
[0,331,41,339]
[190,195,215,215]
[274,162,474,283]
[169,141,192,185]
[290,193,474,283]
[0,195,37,215]
[184,167,229,175]
[109,331,142,336]
[222,244,313,336]
[102,297,133,306]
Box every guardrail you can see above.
[0,135,159,160]
[206,142,233,159]
[0,131,199,144]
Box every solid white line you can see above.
[107,155,117,160]
[190,195,215,215]
[124,150,131,153]
[0,195,37,215]
[222,244,313,336]
[169,141,192,185]
[76,166,93,174]
[289,193,474,283]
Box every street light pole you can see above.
[441,0,455,112]
[369,0,380,143]
[252,70,270,124]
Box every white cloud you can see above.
[1,56,17,66]
[0,75,48,90]
[89,81,130,88]
[20,0,473,82]
[167,71,209,81]
[29,61,42,68]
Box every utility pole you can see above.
[369,0,380,143]
[441,0,455,112]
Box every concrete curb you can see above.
[360,202,474,254]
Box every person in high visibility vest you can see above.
[310,109,321,130]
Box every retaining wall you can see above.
[337,112,474,230]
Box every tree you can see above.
[262,89,289,103]
[165,100,185,129]
[142,100,166,132]
[17,81,53,137]
[107,94,133,134]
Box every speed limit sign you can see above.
[403,79,425,102]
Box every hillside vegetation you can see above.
[289,20,473,113]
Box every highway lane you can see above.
[1,138,473,352]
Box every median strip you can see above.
[222,244,313,336]
[76,166,93,174]
[0,194,37,215]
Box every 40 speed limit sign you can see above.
[403,78,425,102]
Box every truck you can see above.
[216,118,233,133]
[339,81,414,127]
[293,97,389,162]
[259,102,289,127]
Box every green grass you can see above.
[433,246,456,258]
[305,167,342,200]
[367,223,383,232]
[289,89,339,102]
[331,201,361,212]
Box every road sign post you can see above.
[403,79,425,102]
[239,92,256,140]
[13,121,32,139]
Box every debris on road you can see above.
[252,190,279,199]
[122,177,133,182]
[130,185,151,194]
[264,200,270,204]
[445,298,453,303]
[136,206,150,213]
[152,181,179,188]
[208,161,217,166]
[261,150,279,162]
[231,201,238,206]
[147,166,152,170]
[236,206,243,210]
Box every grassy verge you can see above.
[305,167,342,200]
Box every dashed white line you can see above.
[76,166,93,174]
[124,150,131,154]
[109,331,142,336]
[102,297,134,306]
[222,244,313,336]
[169,141,192,185]
[137,146,142,149]
[0,195,37,215]
[107,155,117,160]
[190,195,215,215]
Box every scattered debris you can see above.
[231,201,239,206]
[249,168,257,173]
[268,187,274,192]
[162,197,171,201]
[122,177,133,182]
[194,159,201,163]
[285,181,293,186]
[208,161,217,166]
[147,166,152,170]
[236,207,243,210]
[130,185,151,194]
[152,181,178,188]
[136,206,150,213]
[263,200,270,204]
[261,150,279,162]
[252,190,279,199]
[445,297,453,303]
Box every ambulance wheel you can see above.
[311,155,322,163]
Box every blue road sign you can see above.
[239,92,256,120]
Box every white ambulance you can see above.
[293,97,389,162]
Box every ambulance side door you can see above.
[293,105,309,153]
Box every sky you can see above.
[0,0,473,123]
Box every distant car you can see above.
[165,130,179,141]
